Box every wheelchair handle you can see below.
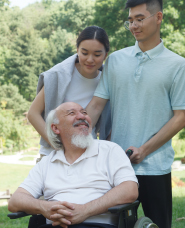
[126,149,133,158]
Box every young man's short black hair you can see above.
[125,0,163,13]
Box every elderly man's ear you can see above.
[51,124,60,134]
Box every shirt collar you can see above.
[134,39,165,59]
[50,140,98,165]
[50,149,67,163]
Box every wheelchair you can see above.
[7,200,158,228]
[7,150,158,228]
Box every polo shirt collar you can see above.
[50,149,67,164]
[50,140,98,165]
[134,39,165,59]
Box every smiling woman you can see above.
[27,25,111,161]
[76,39,107,79]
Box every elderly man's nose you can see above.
[76,112,85,119]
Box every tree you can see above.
[4,28,46,101]
[0,46,10,84]
[33,3,60,39]
[42,0,56,8]
[0,84,31,151]
[49,27,75,65]
[179,128,185,140]
[94,0,135,52]
[54,0,95,35]
[0,0,10,9]
[0,108,29,151]
[161,0,185,57]
[0,84,30,116]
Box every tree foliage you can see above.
[94,0,135,51]
[179,128,185,140]
[57,0,95,34]
[0,84,30,116]
[1,0,185,101]
[161,0,185,57]
[0,0,10,10]
[0,0,95,101]
[0,0,95,150]
[4,28,44,100]
[0,0,185,151]
[0,109,29,151]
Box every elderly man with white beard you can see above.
[8,102,138,228]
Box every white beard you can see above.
[71,133,93,149]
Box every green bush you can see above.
[0,109,29,152]
[179,128,185,140]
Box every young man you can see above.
[8,102,138,228]
[86,0,185,227]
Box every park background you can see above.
[0,0,185,227]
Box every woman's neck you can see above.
[75,62,99,79]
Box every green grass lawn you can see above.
[0,163,34,193]
[1,187,185,228]
[0,163,33,227]
[172,187,185,228]
[137,186,185,228]
[0,163,185,228]
[137,146,185,228]
[0,130,185,228]
[0,206,30,228]
[172,170,185,183]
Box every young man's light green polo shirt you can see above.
[94,41,185,175]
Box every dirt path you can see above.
[0,152,38,166]
[0,153,185,170]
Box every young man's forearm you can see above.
[86,96,108,128]
[141,110,185,156]
[129,110,185,163]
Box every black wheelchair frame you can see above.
[7,150,158,228]
[7,200,158,228]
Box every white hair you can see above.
[46,109,63,150]
[71,133,93,149]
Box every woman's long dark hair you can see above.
[76,26,109,52]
